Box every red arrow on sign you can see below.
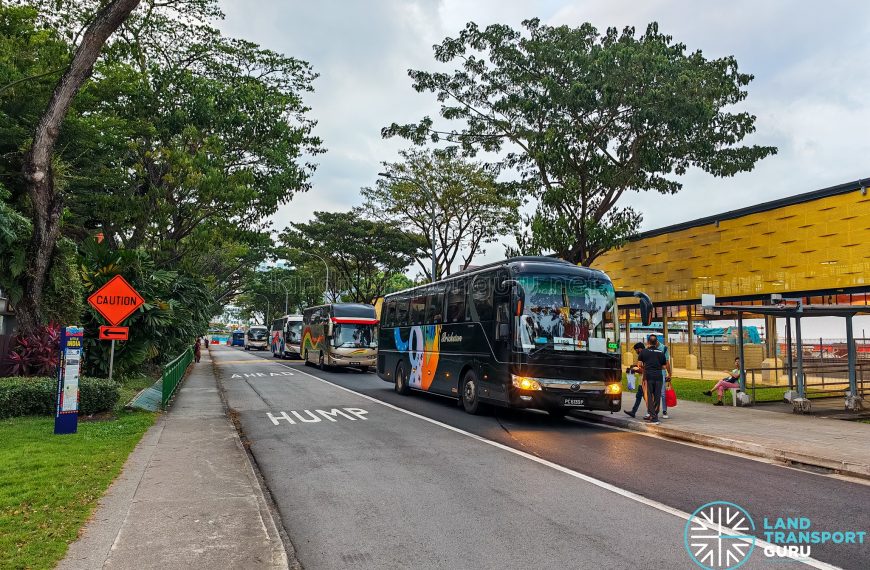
[87,275,144,326]
[99,326,129,341]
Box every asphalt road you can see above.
[213,345,870,570]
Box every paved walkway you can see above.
[576,394,870,479]
[59,348,290,570]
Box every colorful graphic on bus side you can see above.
[394,325,441,390]
[302,327,325,353]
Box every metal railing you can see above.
[161,347,193,409]
[744,360,869,404]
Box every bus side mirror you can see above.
[638,294,653,326]
[616,290,654,326]
[327,322,334,338]
[502,279,525,316]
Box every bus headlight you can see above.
[606,383,622,395]
[511,375,542,391]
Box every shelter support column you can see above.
[761,314,784,384]
[737,312,747,392]
[622,308,634,367]
[662,311,669,342]
[685,305,697,370]
[845,316,862,411]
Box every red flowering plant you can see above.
[7,323,61,377]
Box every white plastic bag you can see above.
[627,372,636,391]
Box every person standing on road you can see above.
[624,342,648,418]
[646,334,673,419]
[636,338,669,424]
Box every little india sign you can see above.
[87,275,144,326]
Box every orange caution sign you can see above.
[87,275,144,326]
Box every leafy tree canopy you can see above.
[363,149,520,280]
[384,19,776,265]
[281,210,425,304]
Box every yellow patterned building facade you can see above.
[593,179,870,309]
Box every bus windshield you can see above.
[516,275,618,353]
[286,322,303,343]
[247,327,268,340]
[332,324,377,348]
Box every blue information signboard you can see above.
[55,326,84,435]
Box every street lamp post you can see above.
[378,172,437,281]
[277,280,289,315]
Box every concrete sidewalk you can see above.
[59,348,290,570]
[575,395,870,479]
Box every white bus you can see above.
[245,325,269,351]
[270,315,304,359]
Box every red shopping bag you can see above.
[665,386,677,407]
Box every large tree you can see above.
[281,210,425,304]
[3,0,322,334]
[17,0,141,334]
[363,149,520,280]
[384,20,776,266]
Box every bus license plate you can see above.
[564,398,585,407]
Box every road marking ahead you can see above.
[230,371,294,378]
[282,362,840,570]
[267,408,368,425]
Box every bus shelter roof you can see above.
[711,304,870,318]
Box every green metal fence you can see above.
[161,347,193,409]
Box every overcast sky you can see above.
[218,0,870,336]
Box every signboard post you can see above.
[88,275,144,381]
[55,326,84,435]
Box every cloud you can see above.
[217,0,870,252]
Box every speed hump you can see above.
[87,275,144,326]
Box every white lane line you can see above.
[281,363,839,570]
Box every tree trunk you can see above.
[18,0,141,335]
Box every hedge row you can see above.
[0,376,119,419]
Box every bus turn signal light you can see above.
[606,383,622,395]
[511,375,542,391]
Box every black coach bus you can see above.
[377,257,652,416]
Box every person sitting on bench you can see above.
[704,357,741,406]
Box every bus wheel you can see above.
[318,352,326,370]
[303,350,312,366]
[461,371,485,415]
[394,364,410,395]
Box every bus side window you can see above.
[471,274,494,322]
[410,291,427,325]
[426,287,445,324]
[384,300,396,327]
[446,281,466,323]
[396,297,409,326]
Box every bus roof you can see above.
[305,303,376,318]
[384,256,610,298]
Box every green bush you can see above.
[0,377,120,419]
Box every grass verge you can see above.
[0,409,155,569]
[622,376,828,405]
